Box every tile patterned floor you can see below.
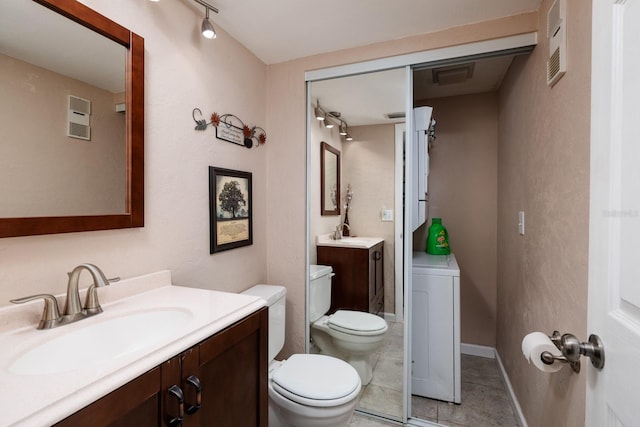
[350,321,521,427]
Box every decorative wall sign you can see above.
[209,167,253,253]
[193,108,266,149]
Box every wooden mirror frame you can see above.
[0,0,144,238]
[320,142,341,216]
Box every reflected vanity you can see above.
[0,0,144,238]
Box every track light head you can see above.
[345,133,353,141]
[201,8,216,39]
[315,102,325,121]
[339,122,347,136]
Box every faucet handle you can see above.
[10,294,62,329]
[83,276,118,314]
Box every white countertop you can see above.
[316,233,384,249]
[0,271,265,427]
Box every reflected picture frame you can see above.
[209,167,253,253]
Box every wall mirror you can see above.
[320,141,340,215]
[0,0,144,238]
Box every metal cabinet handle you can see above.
[374,251,382,261]
[167,385,184,427]
[185,375,202,415]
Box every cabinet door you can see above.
[318,246,369,312]
[54,367,161,427]
[197,308,268,426]
[161,348,201,427]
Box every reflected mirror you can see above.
[320,142,340,215]
[0,0,144,238]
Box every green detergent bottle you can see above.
[426,218,450,255]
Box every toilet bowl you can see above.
[311,310,388,385]
[242,284,361,427]
[309,265,388,385]
[268,355,361,427]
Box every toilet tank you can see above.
[241,284,286,362]
[309,265,333,322]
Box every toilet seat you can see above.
[328,310,388,336]
[272,354,361,407]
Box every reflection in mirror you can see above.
[320,142,340,216]
[0,0,144,237]
[310,67,406,423]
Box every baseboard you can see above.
[460,342,495,359]
[383,312,397,323]
[495,350,528,427]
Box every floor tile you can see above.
[357,384,403,419]
[461,354,504,390]
[436,381,518,427]
[411,395,438,422]
[369,357,403,392]
[349,413,399,426]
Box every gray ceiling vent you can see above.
[432,62,475,85]
[385,112,406,120]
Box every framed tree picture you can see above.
[209,167,253,253]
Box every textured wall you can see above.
[344,124,396,315]
[413,92,498,347]
[0,0,267,305]
[496,0,591,425]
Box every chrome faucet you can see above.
[10,263,114,329]
[64,263,110,319]
[332,223,351,240]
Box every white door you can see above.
[587,0,640,425]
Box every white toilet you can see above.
[309,265,388,385]
[242,284,361,427]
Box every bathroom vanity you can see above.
[317,236,384,315]
[0,271,267,427]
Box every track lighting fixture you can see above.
[315,101,353,140]
[150,0,219,39]
[315,101,325,121]
[201,7,216,39]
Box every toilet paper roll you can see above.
[521,332,563,373]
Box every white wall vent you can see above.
[67,95,91,140]
[547,0,567,87]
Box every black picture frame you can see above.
[209,167,253,253]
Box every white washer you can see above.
[411,251,461,403]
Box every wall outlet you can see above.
[382,208,394,222]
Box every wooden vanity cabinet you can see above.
[55,308,268,427]
[317,242,384,315]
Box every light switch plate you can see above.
[382,208,394,222]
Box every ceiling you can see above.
[310,54,516,127]
[0,0,124,93]
[209,0,541,65]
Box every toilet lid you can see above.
[328,310,388,336]
[272,354,361,407]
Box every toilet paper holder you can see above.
[540,331,605,373]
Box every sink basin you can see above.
[9,308,193,376]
